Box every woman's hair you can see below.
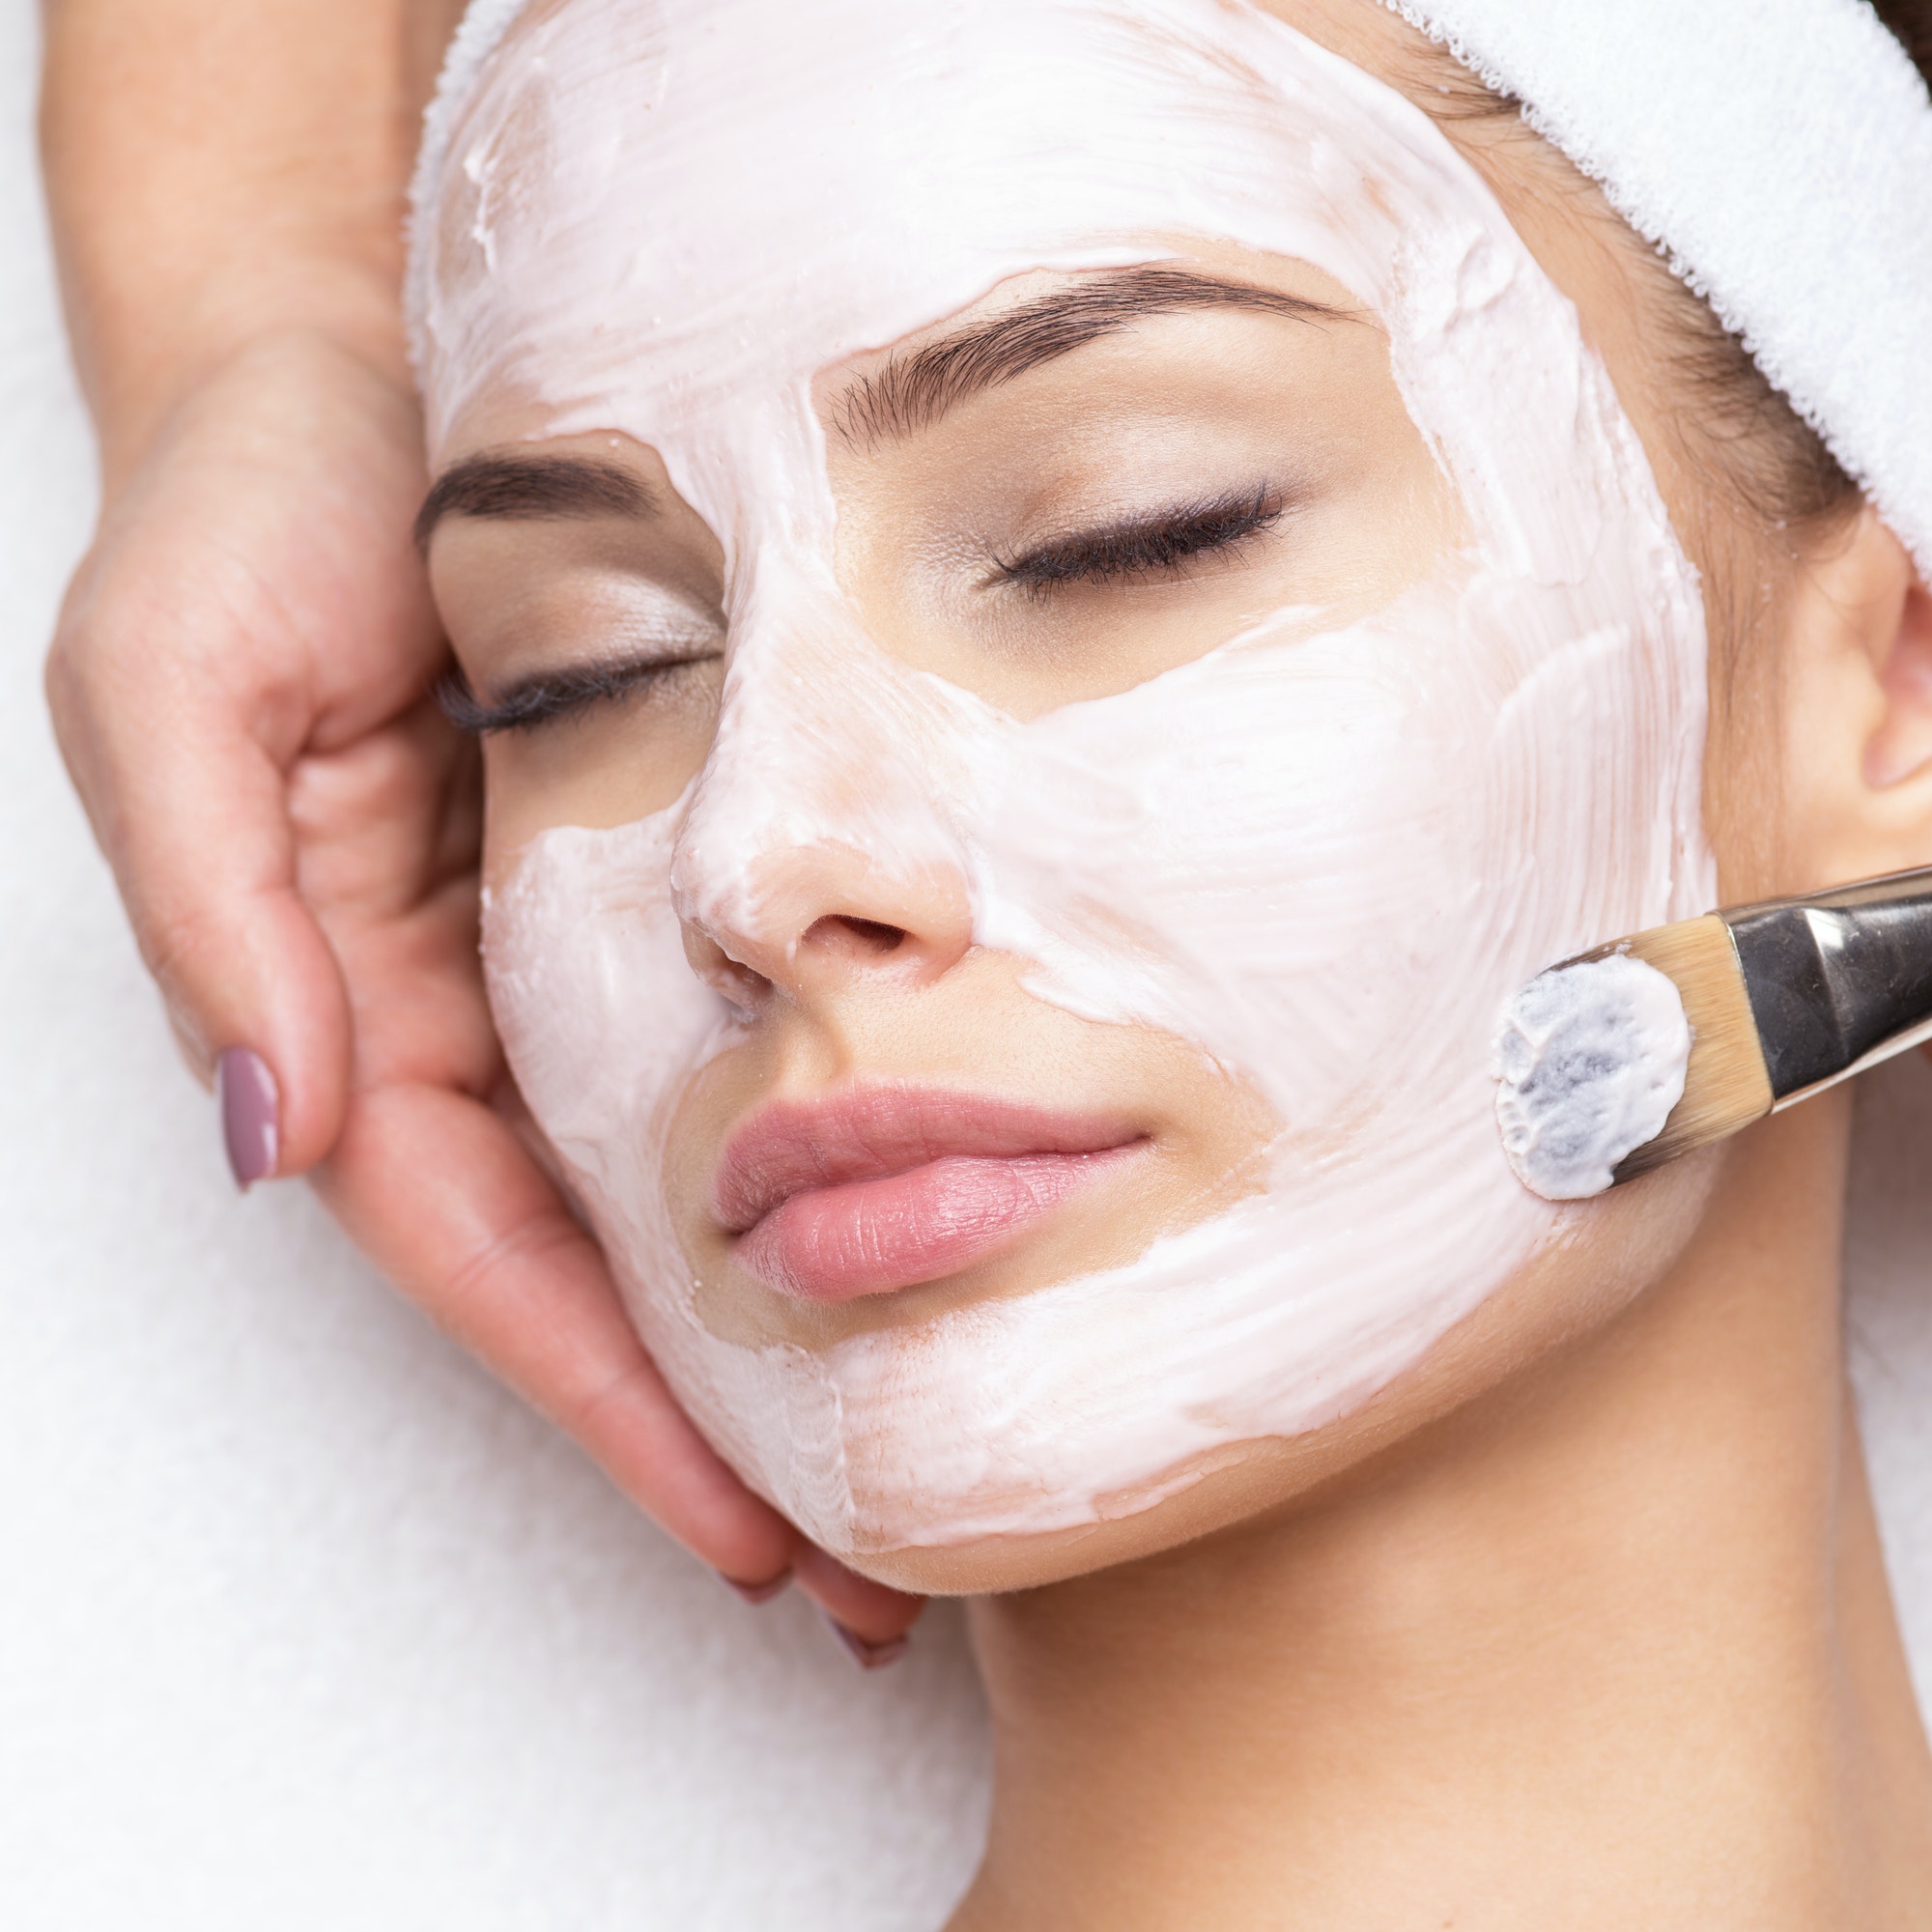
[1879,0,1932,71]
[1413,0,1932,551]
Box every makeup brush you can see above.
[1496,865,1932,1201]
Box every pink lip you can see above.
[713,1087,1145,1303]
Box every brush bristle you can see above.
[1608,915,1774,1181]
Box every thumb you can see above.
[48,632,355,1182]
[44,332,443,1182]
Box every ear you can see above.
[1772,508,1932,894]
[1863,552,1932,791]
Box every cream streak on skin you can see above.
[414,0,1716,1559]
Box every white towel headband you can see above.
[412,0,1932,578]
[1387,0,1932,581]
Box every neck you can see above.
[950,1100,1932,1930]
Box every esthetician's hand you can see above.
[39,0,919,1656]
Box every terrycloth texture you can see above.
[1385,0,1932,581]
[412,0,1932,580]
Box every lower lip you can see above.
[735,1146,1139,1302]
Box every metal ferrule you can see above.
[1722,865,1932,1105]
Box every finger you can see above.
[48,630,355,1179]
[791,1546,928,1646]
[44,336,443,1179]
[317,1077,799,1586]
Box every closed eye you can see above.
[439,650,721,733]
[986,484,1287,597]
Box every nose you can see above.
[668,573,977,1010]
[678,839,975,1008]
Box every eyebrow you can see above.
[833,266,1358,447]
[416,270,1353,536]
[414,452,654,548]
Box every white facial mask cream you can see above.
[1495,954,1693,1202]
[415,0,1715,1557]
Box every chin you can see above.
[827,1418,1409,1594]
[771,1163,1720,1598]
[834,1464,1290,1597]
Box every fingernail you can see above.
[822,1613,910,1671]
[216,1047,279,1190]
[721,1568,791,1605]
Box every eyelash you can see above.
[446,486,1283,731]
[986,484,1287,596]
[438,654,718,734]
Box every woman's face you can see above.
[418,0,1723,1591]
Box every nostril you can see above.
[681,923,773,1009]
[807,915,908,955]
[715,956,771,1005]
[843,918,906,953]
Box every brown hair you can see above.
[1876,0,1932,71]
[1413,1,1932,543]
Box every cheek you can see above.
[479,673,729,870]
[481,811,734,1208]
[472,534,1707,1565]
[974,601,1547,1133]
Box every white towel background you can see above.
[3,5,1928,1923]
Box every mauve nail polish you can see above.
[721,1569,792,1605]
[823,1614,910,1671]
[216,1047,279,1190]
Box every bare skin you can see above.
[421,2,1932,1919]
[48,3,1932,1917]
[437,402,1932,1923]
[429,400,1932,1918]
[955,1101,1932,1928]
[944,10,1932,1922]
[37,0,918,1646]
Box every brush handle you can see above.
[1723,865,1932,1101]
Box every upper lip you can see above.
[712,1085,1144,1234]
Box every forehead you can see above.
[416,0,1492,454]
